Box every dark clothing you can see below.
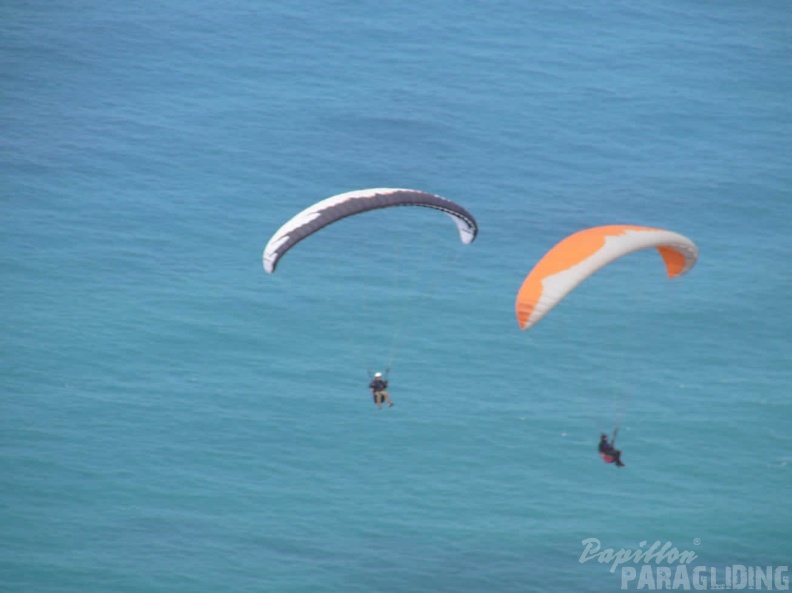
[599,436,625,467]
[369,378,388,392]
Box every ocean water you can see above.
[2,1,791,591]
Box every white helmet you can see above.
[374,372,382,378]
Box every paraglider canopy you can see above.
[515,225,698,331]
[263,188,479,273]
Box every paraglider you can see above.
[515,225,699,331]
[263,188,479,407]
[514,225,699,468]
[263,188,479,274]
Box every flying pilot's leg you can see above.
[382,390,393,407]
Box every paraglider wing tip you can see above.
[262,254,276,274]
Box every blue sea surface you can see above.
[2,1,791,591]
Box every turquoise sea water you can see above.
[2,1,791,591]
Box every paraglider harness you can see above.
[367,367,390,402]
[599,428,619,464]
